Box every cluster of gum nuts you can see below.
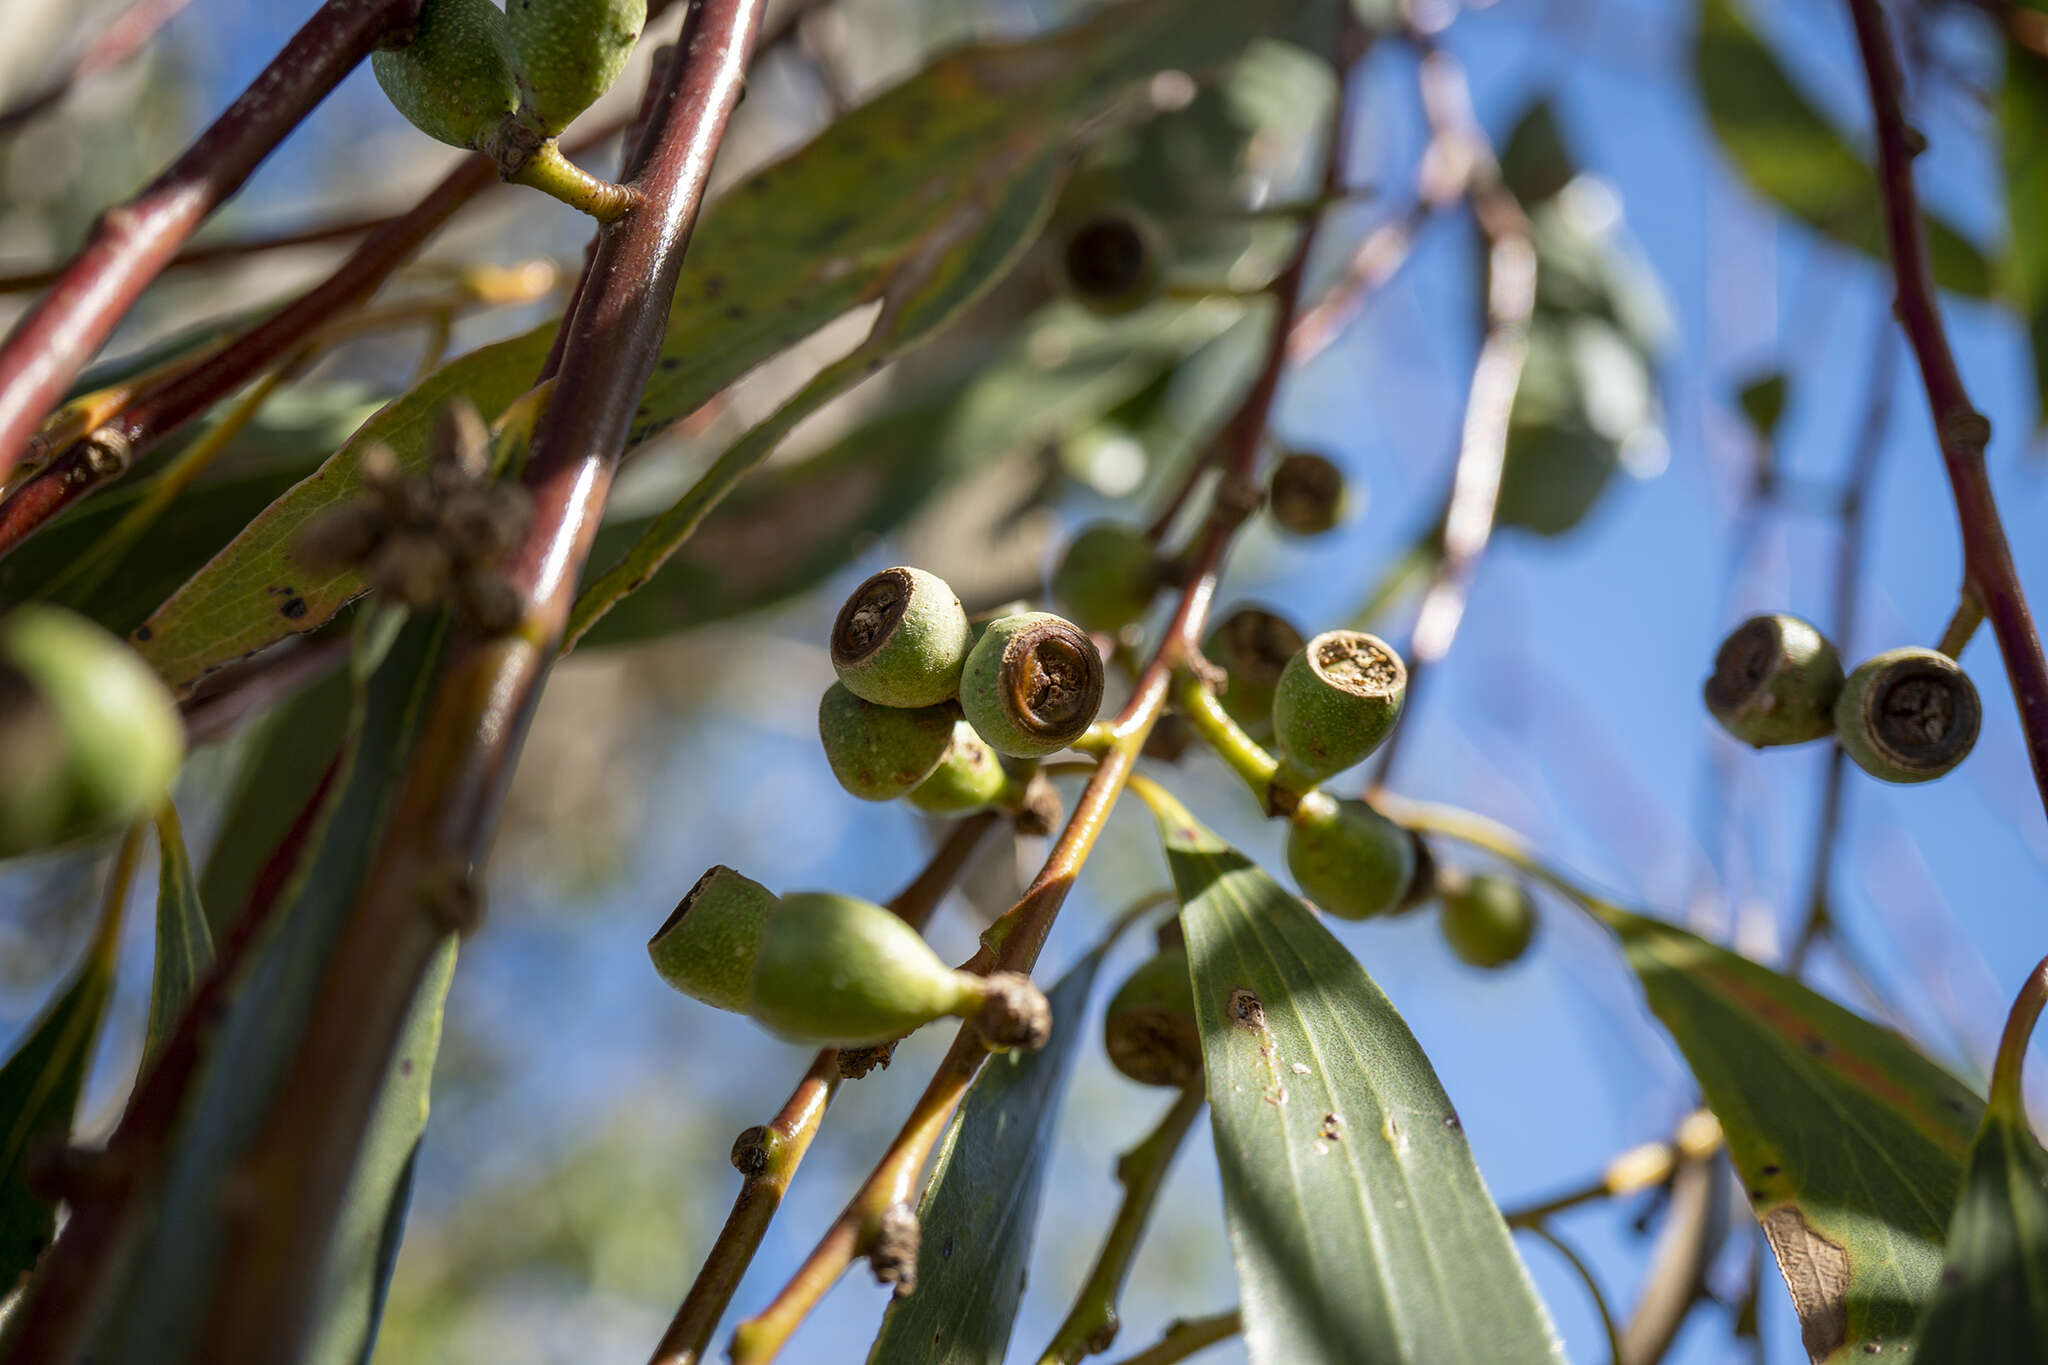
[1703,613,1981,782]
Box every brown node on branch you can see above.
[868,1202,921,1294]
[974,971,1052,1052]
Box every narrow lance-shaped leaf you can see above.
[1695,0,1990,297]
[143,800,213,1070]
[867,946,1107,1364]
[1141,784,1561,1365]
[2000,44,2048,431]
[0,827,141,1289]
[1912,954,2048,1362]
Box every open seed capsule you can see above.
[959,612,1105,758]
[1440,873,1536,969]
[830,566,972,708]
[817,682,953,802]
[1285,793,1416,921]
[1267,451,1346,537]
[1051,521,1158,634]
[1834,646,1980,783]
[372,0,522,151]
[1270,630,1407,785]
[1056,209,1165,316]
[1703,613,1843,748]
[1103,941,1202,1089]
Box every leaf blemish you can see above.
[1227,988,1265,1032]
[1762,1204,1850,1359]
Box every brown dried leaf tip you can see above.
[291,399,532,634]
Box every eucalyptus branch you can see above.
[1038,1085,1207,1365]
[0,0,195,139]
[1844,0,2048,817]
[647,812,999,1365]
[725,51,1353,1360]
[1502,1110,1721,1230]
[1516,1225,1623,1365]
[1103,1310,1243,1365]
[0,0,426,486]
[1619,1146,1724,1365]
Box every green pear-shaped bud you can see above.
[960,612,1105,758]
[1204,606,1303,744]
[830,566,973,708]
[751,892,980,1046]
[1440,872,1536,969]
[1271,630,1406,786]
[372,0,521,151]
[505,0,645,137]
[1703,613,1843,748]
[647,865,776,1011]
[1834,646,1981,783]
[817,683,953,802]
[1055,209,1165,316]
[1285,793,1416,921]
[1267,451,1346,537]
[906,722,1009,816]
[1103,941,1202,1089]
[0,606,184,859]
[1051,521,1158,634]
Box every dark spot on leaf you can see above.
[280,597,307,619]
[133,625,152,641]
[399,1058,414,1077]
[1761,1164,1781,1176]
[803,214,857,249]
[1319,1113,1343,1142]
[1750,1188,1768,1201]
[747,176,770,194]
[660,356,681,371]
[1226,988,1264,1031]
[701,274,725,298]
[1863,1344,1882,1355]
[1943,1097,1968,1113]
[725,304,748,321]
[1442,1112,1462,1133]
[1801,1035,1830,1057]
[941,1235,953,1260]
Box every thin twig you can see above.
[0,0,196,140]
[1518,1225,1624,1365]
[0,0,425,485]
[646,812,998,1365]
[1844,0,2048,817]
[1102,1311,1243,1365]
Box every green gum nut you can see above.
[506,0,645,136]
[830,566,973,708]
[818,682,953,802]
[1204,606,1303,744]
[751,892,985,1046]
[1267,451,1346,538]
[1103,941,1202,1089]
[1051,521,1158,634]
[1270,630,1407,785]
[906,722,1010,816]
[1440,873,1537,969]
[1834,646,1981,783]
[0,606,183,859]
[960,612,1105,758]
[372,0,521,151]
[1056,209,1166,316]
[647,865,775,1012]
[1285,793,1416,921]
[1702,613,1843,748]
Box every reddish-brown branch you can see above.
[1845,0,2048,817]
[0,212,392,295]
[0,0,426,487]
[0,0,196,139]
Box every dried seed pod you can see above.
[1285,793,1416,921]
[1834,646,1981,783]
[1051,521,1159,634]
[905,722,1010,816]
[1270,630,1407,785]
[959,612,1105,758]
[817,682,953,802]
[372,0,521,151]
[0,607,184,858]
[1440,873,1536,969]
[647,870,1048,1048]
[830,566,973,708]
[1204,606,1304,744]
[1102,941,1202,1089]
[1267,451,1346,537]
[505,0,645,137]
[1056,209,1165,316]
[1702,613,1842,748]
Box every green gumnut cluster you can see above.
[373,0,522,151]
[1056,208,1166,316]
[831,566,972,708]
[1702,613,1842,748]
[817,682,953,802]
[1204,606,1303,744]
[1267,451,1346,538]
[1271,629,1407,785]
[1051,521,1158,634]
[959,611,1106,759]
[1834,646,1980,784]
[649,868,1049,1048]
[376,0,642,153]
[1439,872,1536,969]
[0,606,184,858]
[507,0,645,136]
[1285,793,1416,921]
[1102,939,1202,1089]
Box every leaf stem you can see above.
[1172,671,1277,796]
[1937,591,1985,660]
[1502,1112,1720,1229]
[1102,1310,1243,1365]
[1038,1085,1207,1365]
[508,140,643,222]
[1515,1225,1622,1365]
[1988,952,2048,1119]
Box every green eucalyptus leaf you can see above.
[2000,45,2048,432]
[867,947,1105,1364]
[1146,791,1561,1364]
[142,802,212,1070]
[133,0,1310,694]
[1695,0,1990,297]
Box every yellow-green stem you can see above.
[1989,952,2048,1120]
[1104,1310,1242,1365]
[1172,671,1277,797]
[1937,591,1986,660]
[510,141,641,222]
[1516,1224,1622,1365]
